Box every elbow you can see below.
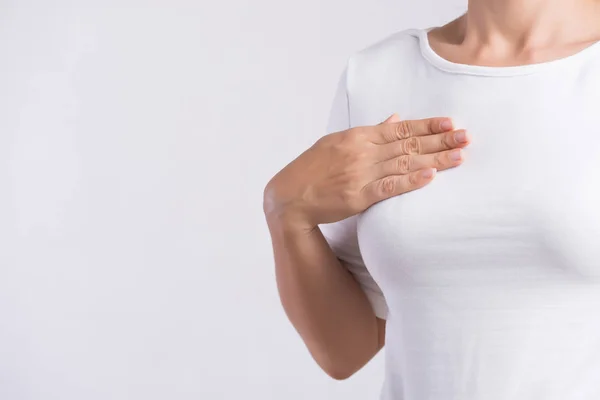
[304,332,380,381]
[318,358,358,381]
[324,367,355,381]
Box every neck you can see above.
[463,0,600,48]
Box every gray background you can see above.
[0,1,465,399]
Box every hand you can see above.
[263,114,470,231]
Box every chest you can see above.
[354,80,600,292]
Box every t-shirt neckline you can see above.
[415,27,600,77]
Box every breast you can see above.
[356,99,600,296]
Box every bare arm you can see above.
[263,116,469,379]
[265,214,386,380]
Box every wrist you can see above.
[264,203,317,235]
[263,189,316,235]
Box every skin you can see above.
[263,0,600,381]
[264,116,470,380]
[430,0,600,68]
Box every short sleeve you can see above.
[318,65,389,320]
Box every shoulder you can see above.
[351,28,423,63]
[346,28,425,80]
[341,28,429,125]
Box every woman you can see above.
[263,0,600,398]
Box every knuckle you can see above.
[339,187,354,204]
[345,148,369,167]
[320,131,344,149]
[396,155,412,174]
[427,118,436,133]
[379,177,397,196]
[433,152,444,169]
[339,184,361,207]
[408,171,419,186]
[348,193,365,211]
[330,131,363,155]
[441,132,453,149]
[349,126,365,138]
[343,128,363,144]
[395,121,412,139]
[329,140,347,158]
[343,184,368,211]
[402,137,421,154]
[347,168,366,185]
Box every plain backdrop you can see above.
[0,1,465,399]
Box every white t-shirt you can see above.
[320,27,600,400]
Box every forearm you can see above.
[266,214,383,379]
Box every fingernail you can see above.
[441,119,453,131]
[421,168,436,179]
[454,130,467,143]
[449,149,462,161]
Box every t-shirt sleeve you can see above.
[318,65,389,320]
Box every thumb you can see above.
[380,113,401,125]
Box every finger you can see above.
[373,148,465,180]
[380,129,470,159]
[374,117,454,144]
[378,113,401,125]
[363,168,437,204]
